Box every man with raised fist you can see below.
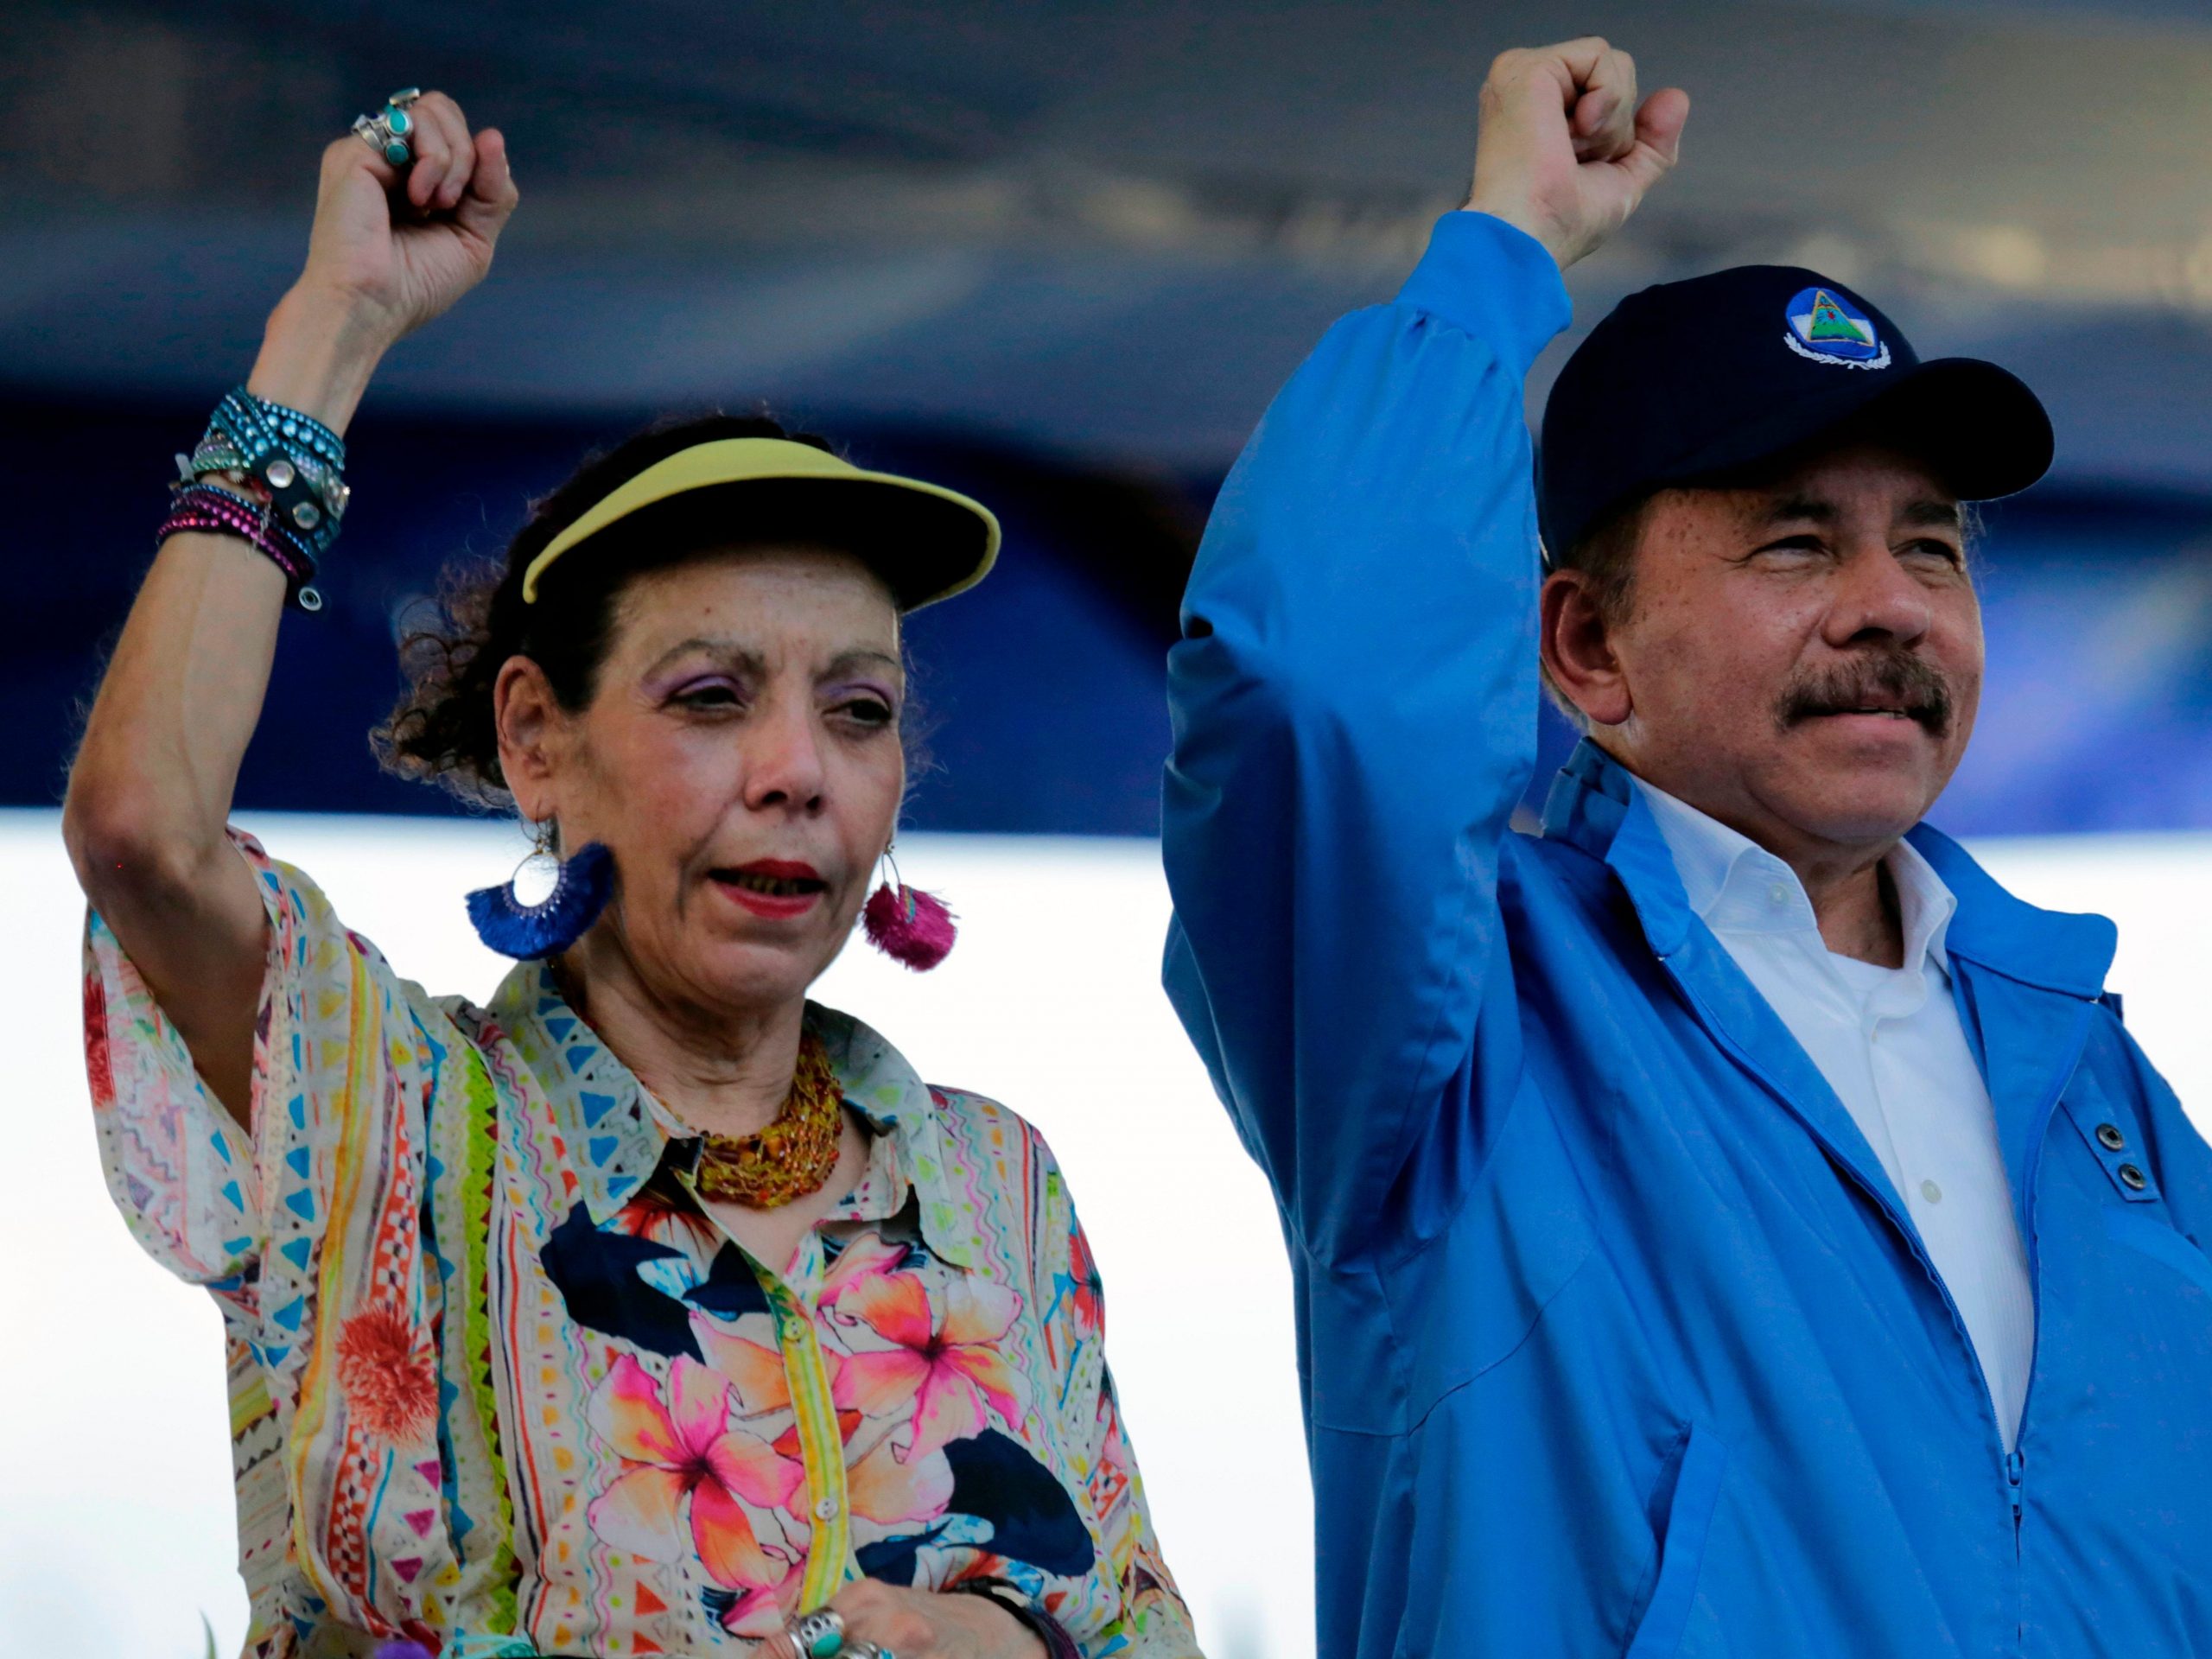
[1164,36,2212,1656]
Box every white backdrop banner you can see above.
[9,810,2212,1659]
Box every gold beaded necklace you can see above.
[688,1032,845,1209]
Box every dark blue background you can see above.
[16,394,2212,840]
[13,396,1207,836]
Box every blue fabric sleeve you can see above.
[1160,211,1571,1265]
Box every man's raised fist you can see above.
[1464,39,1689,270]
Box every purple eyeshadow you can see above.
[654,671,744,700]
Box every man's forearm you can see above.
[1161,211,1567,1262]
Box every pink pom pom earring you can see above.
[861,850,957,970]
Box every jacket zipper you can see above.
[2005,1448,2027,1653]
[1998,999,2092,1654]
[1673,974,2091,1646]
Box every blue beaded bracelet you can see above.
[194,387,352,563]
[212,387,345,468]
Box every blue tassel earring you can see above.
[466,840,615,960]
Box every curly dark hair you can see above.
[373,411,907,808]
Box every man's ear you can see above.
[1540,570,1634,728]
[493,656,566,823]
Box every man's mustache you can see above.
[1776,650,1955,738]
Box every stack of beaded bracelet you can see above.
[207,387,351,550]
[160,481,321,605]
[159,387,352,611]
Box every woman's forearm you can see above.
[246,282,393,431]
[64,99,513,1127]
[66,289,390,879]
[67,97,517,884]
[60,289,389,1122]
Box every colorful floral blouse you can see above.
[83,834,1198,1659]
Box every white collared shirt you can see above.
[1633,779,2036,1449]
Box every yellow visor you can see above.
[520,436,1002,610]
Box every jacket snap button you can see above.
[2097,1122,2126,1151]
[2120,1163,2149,1192]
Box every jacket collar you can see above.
[1541,740,2114,1229]
[488,962,986,1268]
[1540,740,2114,1000]
[1635,775,1958,979]
[1541,739,1685,944]
[1539,739,2123,1247]
[1545,748,1896,1208]
[1902,823,2114,997]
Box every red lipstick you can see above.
[712,859,828,920]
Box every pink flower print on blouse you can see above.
[833,1273,1030,1463]
[714,1560,804,1641]
[691,1312,809,1420]
[610,1183,721,1261]
[760,1402,953,1531]
[587,1354,804,1589]
[847,1428,955,1526]
[820,1231,909,1312]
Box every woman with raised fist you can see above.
[66,89,1197,1659]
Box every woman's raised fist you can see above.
[296,91,519,346]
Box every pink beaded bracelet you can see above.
[157,481,322,610]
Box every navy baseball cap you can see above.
[1537,266,2053,560]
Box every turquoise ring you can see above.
[351,111,411,168]
[351,89,423,168]
[785,1609,844,1659]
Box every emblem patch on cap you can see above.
[1783,286,1891,370]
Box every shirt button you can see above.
[2097,1122,2126,1151]
[2120,1164,2149,1192]
[815,1496,842,1522]
[1920,1179,1943,1205]
[1768,884,1790,909]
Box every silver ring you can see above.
[842,1645,892,1659]
[784,1610,845,1659]
[351,110,413,168]
[387,87,423,108]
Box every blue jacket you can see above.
[1161,212,2212,1658]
